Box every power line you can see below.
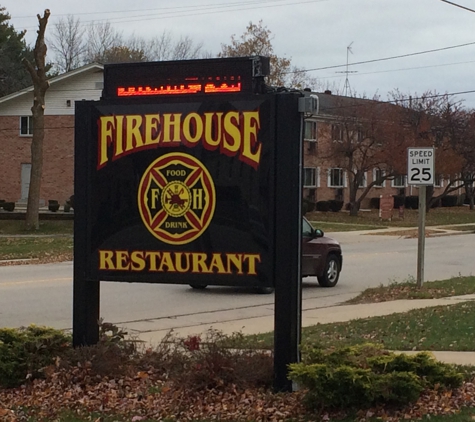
[288,41,475,74]
[318,59,475,80]
[440,0,475,13]
[15,0,332,30]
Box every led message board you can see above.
[101,56,270,99]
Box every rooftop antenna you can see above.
[336,42,358,96]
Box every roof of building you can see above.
[0,63,104,105]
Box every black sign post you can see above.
[273,93,303,391]
[73,57,302,391]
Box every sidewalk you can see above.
[130,293,475,366]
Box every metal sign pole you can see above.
[416,185,426,288]
[407,147,434,290]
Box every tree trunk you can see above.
[25,111,45,230]
[23,10,50,230]
[349,201,360,217]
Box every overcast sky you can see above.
[3,0,475,107]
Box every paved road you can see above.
[0,232,473,338]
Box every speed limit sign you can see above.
[407,147,435,185]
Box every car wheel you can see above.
[189,283,208,290]
[317,254,340,287]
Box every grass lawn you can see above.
[247,276,475,353]
[0,220,73,262]
[0,237,73,261]
[0,220,73,235]
[306,206,475,231]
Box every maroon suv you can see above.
[189,217,343,292]
[302,216,343,287]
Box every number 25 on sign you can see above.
[407,147,435,186]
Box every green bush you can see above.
[288,344,462,411]
[368,352,462,389]
[316,201,330,212]
[369,197,380,209]
[0,325,71,388]
[404,195,419,209]
[2,202,15,212]
[328,199,344,212]
[302,198,315,215]
[441,195,458,207]
[392,195,405,208]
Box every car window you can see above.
[302,218,313,237]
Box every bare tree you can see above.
[48,15,86,72]
[390,90,471,209]
[84,21,122,63]
[320,95,409,216]
[145,31,205,61]
[172,35,203,60]
[22,10,50,230]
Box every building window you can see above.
[328,168,344,188]
[373,168,385,187]
[392,174,406,188]
[358,172,367,188]
[331,124,343,142]
[356,128,366,142]
[304,120,317,141]
[434,174,444,188]
[304,167,317,187]
[20,116,33,136]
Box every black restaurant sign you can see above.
[78,93,276,286]
[73,57,303,391]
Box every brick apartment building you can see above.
[302,91,451,209]
[0,63,103,206]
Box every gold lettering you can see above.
[144,114,160,145]
[244,254,261,276]
[226,254,243,275]
[203,112,223,149]
[98,110,262,170]
[114,115,124,157]
[126,115,144,151]
[183,113,203,144]
[150,188,160,209]
[209,253,227,274]
[158,252,175,272]
[98,251,261,276]
[192,189,203,210]
[116,251,130,270]
[99,250,115,270]
[99,116,115,168]
[241,111,261,168]
[175,252,191,273]
[145,251,161,271]
[130,251,146,271]
[222,111,241,154]
[162,113,182,142]
[192,253,211,273]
